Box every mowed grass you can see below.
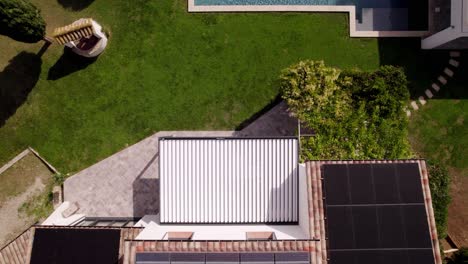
[409,56,468,173]
[0,0,381,172]
[408,56,468,246]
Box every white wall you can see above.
[298,163,310,238]
[135,215,308,240]
[422,0,468,49]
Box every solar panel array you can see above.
[322,163,435,264]
[135,252,310,264]
[30,228,121,264]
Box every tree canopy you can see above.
[0,0,46,43]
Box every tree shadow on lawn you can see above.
[378,38,467,99]
[57,0,95,11]
[0,52,42,127]
[47,47,97,80]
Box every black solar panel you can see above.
[352,207,379,249]
[379,250,409,264]
[377,205,406,248]
[326,206,354,249]
[30,228,120,264]
[241,253,274,263]
[136,252,170,264]
[397,163,425,203]
[206,253,239,263]
[136,252,309,264]
[322,163,435,264]
[328,251,356,264]
[348,164,374,204]
[407,249,437,264]
[171,253,205,263]
[323,164,350,205]
[403,205,432,248]
[275,252,310,264]
[373,164,399,203]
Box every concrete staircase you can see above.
[0,227,34,264]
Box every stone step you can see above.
[449,59,459,67]
[438,76,447,85]
[450,51,461,57]
[425,89,434,98]
[419,96,427,106]
[444,68,454,77]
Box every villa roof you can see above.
[307,160,442,264]
[159,137,299,224]
[1,156,442,264]
[122,240,317,264]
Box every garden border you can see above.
[0,148,58,176]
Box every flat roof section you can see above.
[159,138,299,224]
[322,163,436,264]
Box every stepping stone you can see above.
[450,51,461,57]
[425,89,434,98]
[432,83,441,92]
[418,96,427,105]
[444,68,454,77]
[449,59,459,67]
[411,101,419,110]
[438,76,447,85]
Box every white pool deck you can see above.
[188,2,429,38]
[422,0,468,49]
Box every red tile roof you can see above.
[122,240,317,264]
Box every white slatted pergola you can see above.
[159,138,299,224]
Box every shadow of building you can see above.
[378,38,467,99]
[132,152,160,217]
[133,178,160,217]
[0,52,42,127]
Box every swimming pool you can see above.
[192,0,428,32]
[195,0,407,7]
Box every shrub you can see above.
[428,161,451,239]
[280,60,351,127]
[343,66,409,120]
[448,248,468,264]
[281,60,411,160]
[0,0,46,43]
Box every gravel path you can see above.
[0,177,45,248]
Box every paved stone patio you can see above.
[64,102,303,217]
[64,131,235,217]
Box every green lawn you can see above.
[409,55,468,172]
[0,0,383,173]
[408,54,468,247]
[0,0,460,175]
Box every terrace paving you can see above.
[64,102,300,217]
